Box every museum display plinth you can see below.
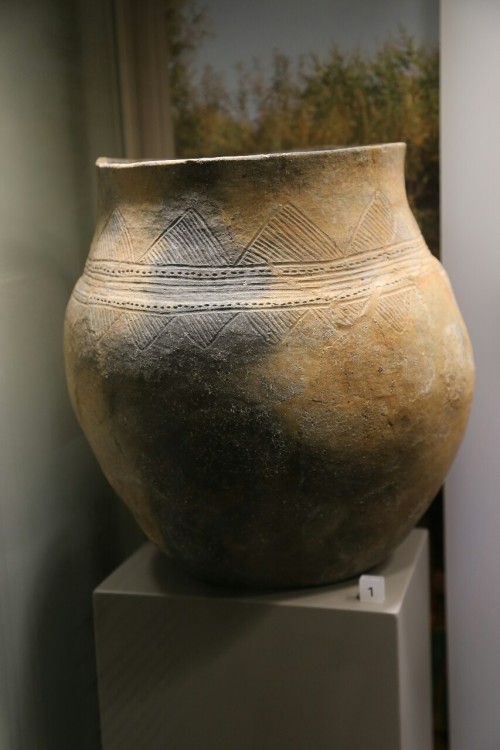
[93,528,431,750]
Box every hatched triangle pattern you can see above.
[142,209,227,266]
[374,287,416,333]
[335,298,370,327]
[246,309,305,344]
[92,208,134,262]
[175,311,237,348]
[125,312,174,350]
[309,308,336,327]
[350,191,396,255]
[87,306,123,340]
[239,204,342,265]
[80,196,426,351]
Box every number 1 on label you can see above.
[359,575,385,603]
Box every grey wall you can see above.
[0,1,141,748]
[442,1,500,748]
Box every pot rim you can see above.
[96,142,406,169]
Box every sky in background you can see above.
[194,0,439,90]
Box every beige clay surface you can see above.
[64,145,474,587]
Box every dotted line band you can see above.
[72,275,417,314]
[82,254,425,295]
[86,237,427,280]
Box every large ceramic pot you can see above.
[64,144,474,588]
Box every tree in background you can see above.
[167,9,439,254]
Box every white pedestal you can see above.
[94,529,432,750]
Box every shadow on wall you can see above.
[0,244,143,749]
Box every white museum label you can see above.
[359,575,385,604]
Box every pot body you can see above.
[64,145,474,587]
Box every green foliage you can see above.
[169,25,439,252]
